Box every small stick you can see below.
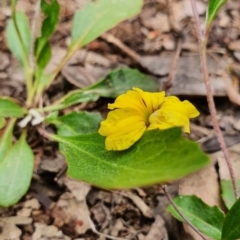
[162,185,207,240]
[190,0,239,200]
[162,39,182,91]
[162,0,183,91]
[101,33,141,63]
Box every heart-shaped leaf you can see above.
[167,195,225,240]
[221,198,240,240]
[51,128,209,189]
[71,0,143,48]
[0,132,34,207]
[0,98,26,118]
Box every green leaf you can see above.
[0,119,15,163]
[206,0,228,25]
[6,12,31,65]
[62,92,100,109]
[44,91,99,112]
[71,0,143,48]
[45,68,159,111]
[35,0,59,59]
[221,198,240,240]
[34,0,59,92]
[35,0,59,78]
[87,68,159,98]
[167,195,225,240]
[51,128,210,189]
[220,180,240,210]
[48,111,103,136]
[0,132,34,207]
[0,98,26,117]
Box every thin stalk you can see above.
[190,0,239,199]
[11,0,33,107]
[162,185,207,240]
[40,103,65,112]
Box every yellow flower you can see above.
[98,88,199,151]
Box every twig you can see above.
[162,0,183,91]
[162,39,182,91]
[190,0,239,200]
[162,185,207,240]
[101,33,141,63]
[120,191,153,218]
[37,127,52,140]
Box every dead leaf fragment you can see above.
[0,216,32,240]
[0,218,22,240]
[144,215,168,240]
[24,198,41,210]
[51,192,91,235]
[32,222,71,240]
[228,40,240,51]
[64,177,91,201]
[142,13,170,32]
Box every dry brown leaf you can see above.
[51,192,91,235]
[0,216,32,240]
[64,177,91,202]
[142,13,171,33]
[144,215,168,240]
[224,74,240,105]
[61,49,116,88]
[141,54,227,96]
[228,40,240,51]
[32,222,71,240]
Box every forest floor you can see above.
[0,0,240,239]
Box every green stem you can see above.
[11,0,33,107]
[40,103,65,112]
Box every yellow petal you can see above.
[182,100,200,118]
[133,88,165,112]
[148,96,199,133]
[108,89,147,114]
[99,108,146,150]
[160,96,200,118]
[148,109,190,132]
